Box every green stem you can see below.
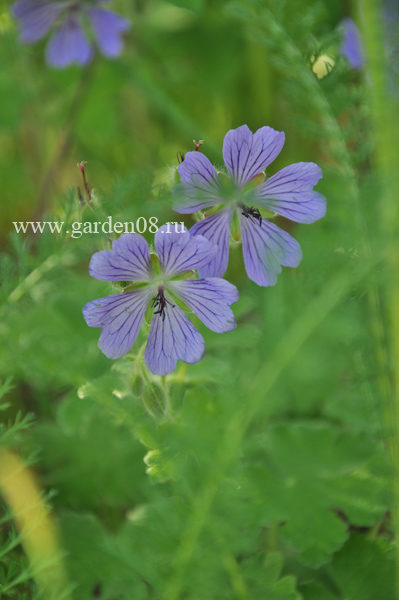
[33,62,96,220]
[6,252,77,305]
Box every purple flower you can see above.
[340,7,399,76]
[339,18,365,69]
[11,0,130,68]
[83,225,238,376]
[174,125,326,287]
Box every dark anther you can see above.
[177,151,185,164]
[240,204,262,226]
[151,287,175,320]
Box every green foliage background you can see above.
[0,0,398,598]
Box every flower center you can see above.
[151,286,175,320]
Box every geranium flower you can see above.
[11,0,130,68]
[174,125,326,287]
[340,6,399,77]
[340,18,365,69]
[83,225,238,375]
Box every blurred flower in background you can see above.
[383,0,399,80]
[174,125,326,287]
[11,0,130,68]
[340,4,399,80]
[340,17,364,69]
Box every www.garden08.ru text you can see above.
[12,218,186,238]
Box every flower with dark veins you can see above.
[174,125,326,287]
[83,225,239,376]
[11,0,130,68]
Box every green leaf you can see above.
[240,552,301,600]
[59,513,148,600]
[328,534,396,600]
[245,422,389,565]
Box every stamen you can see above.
[151,286,175,321]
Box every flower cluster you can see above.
[84,125,326,375]
[11,0,130,68]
